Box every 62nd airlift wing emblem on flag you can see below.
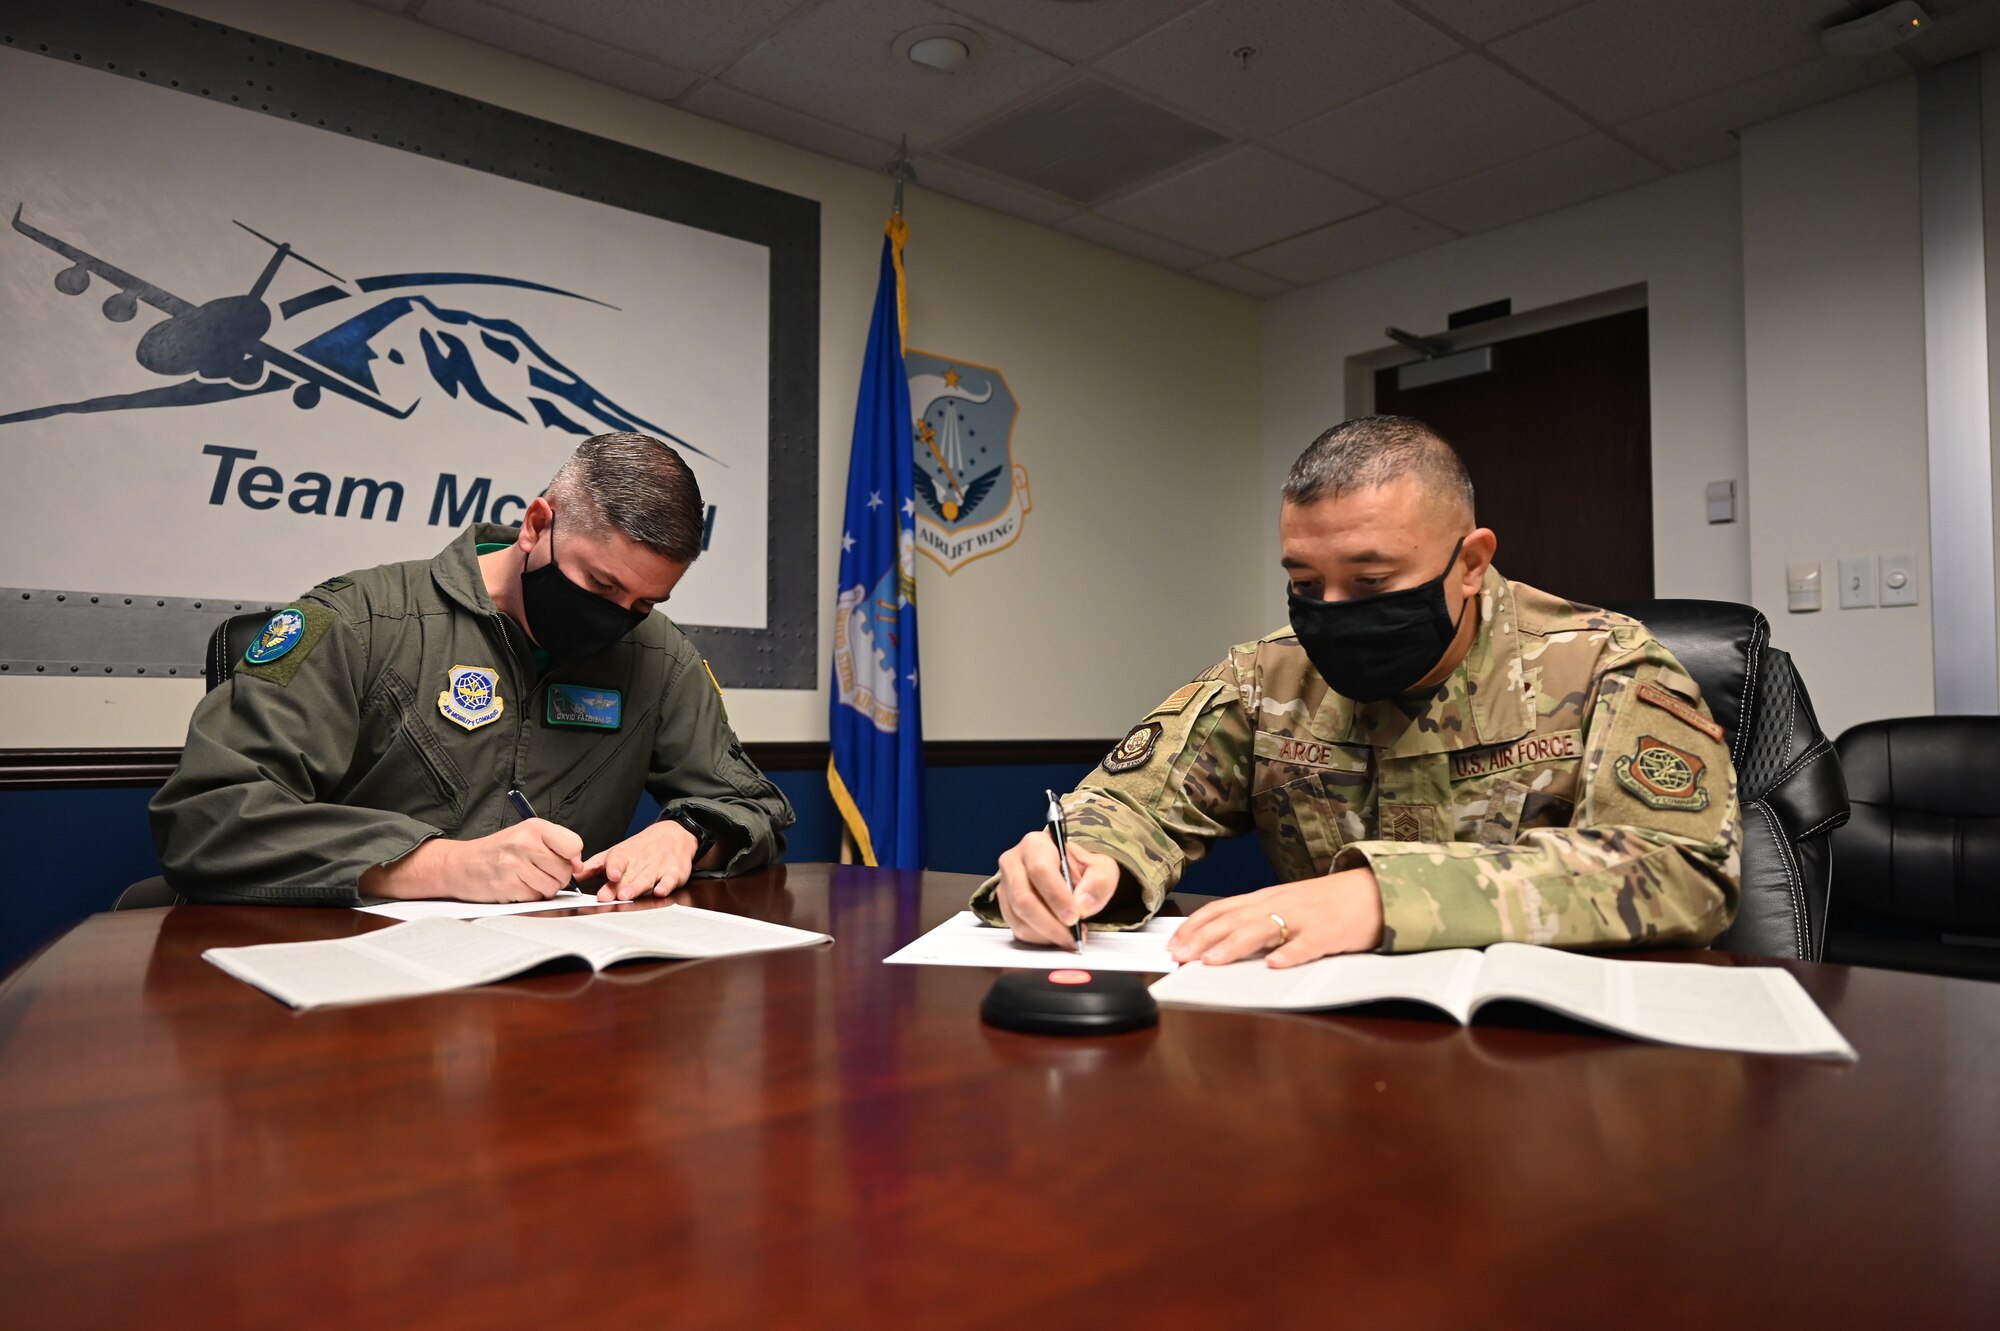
[905,350,1031,573]
[1614,735,1710,811]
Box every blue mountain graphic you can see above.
[0,226,716,463]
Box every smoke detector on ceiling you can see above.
[894,25,984,75]
[1821,2,1930,56]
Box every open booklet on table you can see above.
[1148,942,1857,1062]
[204,903,831,1010]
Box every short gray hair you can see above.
[545,432,705,564]
[1283,415,1475,523]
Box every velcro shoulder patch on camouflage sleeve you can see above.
[1613,735,1711,811]
[1103,722,1163,773]
[237,602,340,687]
[1635,682,1725,742]
[1148,683,1204,718]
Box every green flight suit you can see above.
[150,524,794,904]
[972,569,1741,952]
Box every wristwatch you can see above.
[664,807,716,864]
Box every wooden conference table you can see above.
[2,865,1996,1329]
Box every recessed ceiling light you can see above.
[894,24,984,76]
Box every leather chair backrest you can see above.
[118,611,283,909]
[1602,599,1850,960]
[205,611,279,691]
[1832,717,2000,934]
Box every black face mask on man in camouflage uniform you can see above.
[1288,536,1468,704]
[519,513,650,661]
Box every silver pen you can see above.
[1045,789,1086,952]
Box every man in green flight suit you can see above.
[151,431,794,906]
[979,415,1740,966]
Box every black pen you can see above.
[508,788,591,899]
[1044,789,1086,952]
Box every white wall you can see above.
[1741,79,1934,738]
[1258,162,1753,631]
[0,0,1263,747]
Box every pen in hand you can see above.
[1044,789,1087,952]
[507,788,586,899]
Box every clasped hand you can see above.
[366,817,703,903]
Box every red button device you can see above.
[1049,970,1093,985]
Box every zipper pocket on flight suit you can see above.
[556,697,662,813]
[363,668,468,816]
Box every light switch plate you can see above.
[1838,555,1878,609]
[1705,479,1736,524]
[1787,561,1822,612]
[1881,552,1918,606]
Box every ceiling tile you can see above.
[936,0,1205,61]
[1190,261,1293,298]
[1269,54,1590,199]
[906,155,1082,226]
[1403,132,1662,233]
[1236,207,1455,284]
[680,80,896,170]
[1617,52,1911,172]
[1097,146,1377,254]
[421,0,700,100]
[1488,0,1858,124]
[1055,213,1215,270]
[477,0,807,74]
[713,0,1072,143]
[1397,0,1589,44]
[1095,0,1464,138]
[942,77,1228,203]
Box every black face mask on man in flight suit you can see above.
[518,515,650,662]
[1287,537,1469,704]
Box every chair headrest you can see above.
[1838,716,2000,817]
[207,611,283,692]
[1599,599,1769,765]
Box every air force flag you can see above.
[828,216,924,869]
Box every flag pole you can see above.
[835,139,920,868]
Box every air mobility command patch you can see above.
[243,609,306,665]
[1614,735,1711,811]
[1103,722,1163,773]
[438,665,505,731]
[546,684,621,730]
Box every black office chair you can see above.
[1602,600,1849,960]
[115,612,276,910]
[1823,717,2000,982]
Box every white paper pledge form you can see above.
[884,911,1185,973]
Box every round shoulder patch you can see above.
[243,608,307,665]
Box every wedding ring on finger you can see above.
[1269,912,1289,947]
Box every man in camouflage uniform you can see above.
[978,416,1739,966]
[152,432,792,907]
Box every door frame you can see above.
[1344,283,1649,417]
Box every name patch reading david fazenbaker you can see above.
[1450,730,1582,779]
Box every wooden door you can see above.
[1374,306,1653,606]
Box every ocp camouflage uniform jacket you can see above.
[973,568,1740,952]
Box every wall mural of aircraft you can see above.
[2,204,718,462]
